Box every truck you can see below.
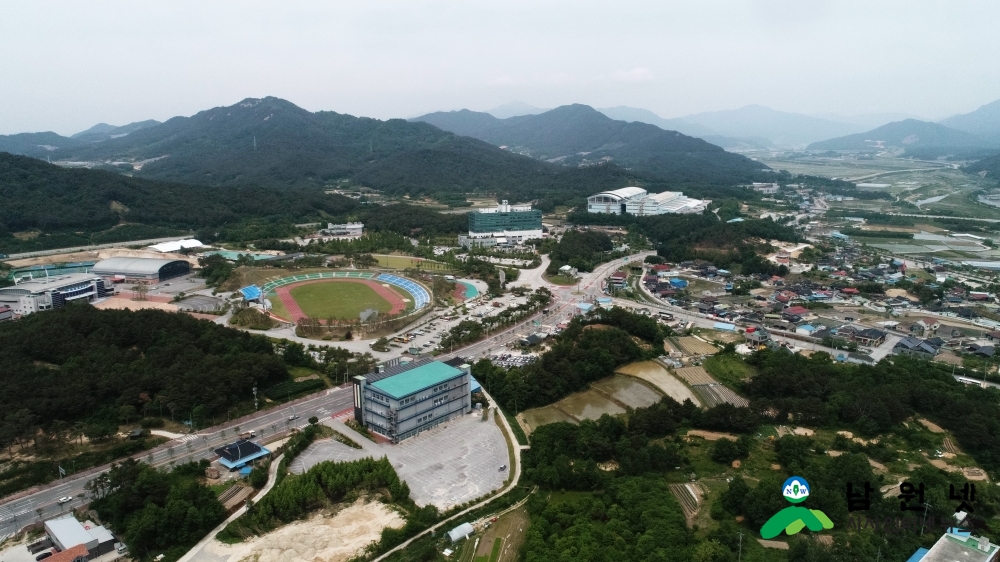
[238,430,256,440]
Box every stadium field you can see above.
[271,279,407,323]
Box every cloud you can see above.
[611,67,654,83]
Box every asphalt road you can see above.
[0,386,353,539]
[0,251,650,541]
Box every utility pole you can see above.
[921,502,932,536]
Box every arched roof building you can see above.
[91,257,190,283]
[586,186,648,214]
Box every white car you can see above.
[58,496,73,504]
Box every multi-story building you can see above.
[0,273,110,315]
[353,359,472,442]
[460,200,543,248]
[320,222,364,239]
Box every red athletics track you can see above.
[273,278,407,323]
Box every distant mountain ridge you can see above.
[0,97,675,205]
[806,118,996,157]
[71,120,162,142]
[941,99,1000,145]
[411,104,769,184]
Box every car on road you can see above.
[58,496,73,504]
[288,415,299,421]
[499,464,507,472]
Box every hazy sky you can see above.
[2,0,999,135]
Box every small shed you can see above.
[447,522,475,543]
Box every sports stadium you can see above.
[244,271,430,325]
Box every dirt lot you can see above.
[673,366,715,385]
[676,337,719,356]
[193,499,403,562]
[685,430,737,441]
[474,506,529,562]
[918,419,946,433]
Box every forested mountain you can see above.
[412,104,769,184]
[0,97,671,201]
[807,119,996,158]
[965,151,1000,178]
[940,98,1000,144]
[70,119,161,142]
[0,132,86,159]
[0,152,358,253]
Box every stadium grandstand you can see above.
[376,273,430,308]
[91,257,191,284]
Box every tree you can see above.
[130,284,148,301]
[308,416,319,425]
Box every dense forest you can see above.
[567,210,798,275]
[543,229,615,273]
[472,308,665,413]
[0,152,358,253]
[0,305,289,449]
[741,350,1000,472]
[88,459,226,561]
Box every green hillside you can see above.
[0,152,357,254]
[965,151,1000,179]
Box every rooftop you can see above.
[92,257,187,276]
[0,273,100,294]
[920,532,998,561]
[45,516,96,550]
[370,361,466,399]
[214,440,270,469]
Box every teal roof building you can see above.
[353,359,472,442]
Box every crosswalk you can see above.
[176,434,199,443]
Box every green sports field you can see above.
[271,281,405,321]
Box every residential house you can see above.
[854,328,887,347]
[893,337,940,359]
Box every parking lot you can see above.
[175,294,226,313]
[489,353,538,368]
[291,412,508,510]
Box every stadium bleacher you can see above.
[376,273,430,309]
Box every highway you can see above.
[0,387,353,539]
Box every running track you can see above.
[273,279,406,323]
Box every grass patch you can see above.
[702,353,757,388]
[289,281,396,319]
[543,273,578,286]
[376,254,453,271]
[330,428,363,449]
[504,412,528,446]
[345,419,379,443]
[474,537,502,562]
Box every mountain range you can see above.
[0,97,769,203]
[411,104,769,183]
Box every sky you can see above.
[2,0,999,135]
